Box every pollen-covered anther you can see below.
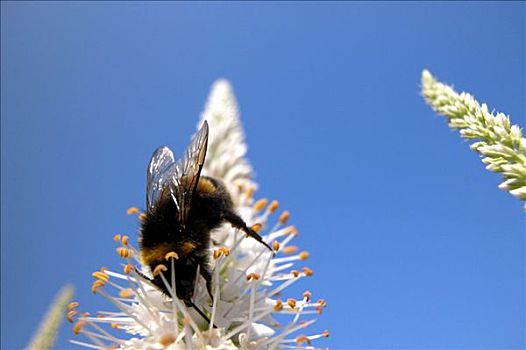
[279,210,290,224]
[121,235,129,246]
[159,333,177,346]
[67,301,79,311]
[113,234,121,242]
[284,225,298,236]
[323,330,330,337]
[116,247,131,259]
[91,280,105,294]
[213,249,221,260]
[245,186,255,201]
[126,207,139,215]
[303,290,312,302]
[282,246,298,254]
[123,264,133,275]
[303,267,313,276]
[295,335,311,345]
[138,213,147,221]
[253,198,268,211]
[165,251,179,260]
[73,321,86,335]
[67,310,77,323]
[111,322,120,329]
[268,200,279,213]
[153,264,168,276]
[92,271,109,282]
[317,299,327,307]
[299,251,310,260]
[272,241,280,251]
[251,223,262,233]
[291,270,300,277]
[220,246,230,256]
[119,289,134,298]
[274,299,283,312]
[246,272,261,281]
[287,298,297,309]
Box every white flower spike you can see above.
[421,70,526,210]
[70,80,328,349]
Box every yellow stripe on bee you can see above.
[140,241,197,265]
[197,177,216,193]
[140,243,176,265]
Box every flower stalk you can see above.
[26,285,74,350]
[421,69,526,209]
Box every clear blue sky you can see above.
[1,2,524,349]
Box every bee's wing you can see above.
[146,146,176,212]
[171,121,209,226]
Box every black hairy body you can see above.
[140,176,258,305]
[139,121,272,324]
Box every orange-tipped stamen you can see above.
[73,321,85,335]
[111,322,120,329]
[303,267,313,276]
[246,272,261,281]
[67,302,79,311]
[113,234,121,242]
[272,241,280,251]
[245,186,255,200]
[120,235,129,246]
[159,333,176,346]
[91,271,109,282]
[153,264,167,276]
[295,335,311,345]
[116,247,131,259]
[299,251,310,260]
[279,210,290,224]
[213,249,222,260]
[165,251,179,260]
[282,246,298,254]
[138,213,147,221]
[274,299,283,312]
[220,246,230,256]
[323,330,330,337]
[317,299,327,307]
[91,280,105,294]
[287,298,297,309]
[126,207,139,215]
[303,290,312,302]
[67,310,77,323]
[268,200,279,213]
[291,270,300,277]
[123,264,133,275]
[119,289,134,298]
[251,223,262,233]
[253,198,268,212]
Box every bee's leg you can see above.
[199,266,214,303]
[134,266,152,281]
[185,299,217,328]
[222,211,274,252]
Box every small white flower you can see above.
[70,80,328,349]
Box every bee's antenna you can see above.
[187,299,218,329]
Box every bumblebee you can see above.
[139,121,272,321]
